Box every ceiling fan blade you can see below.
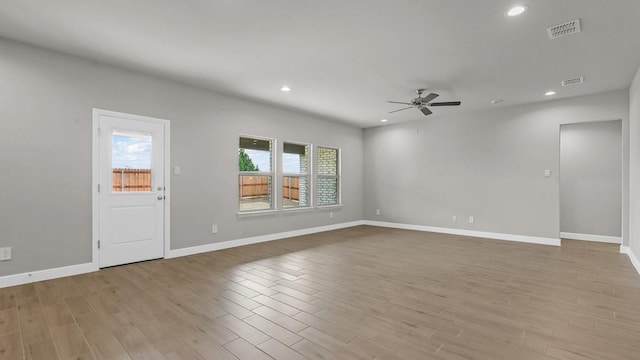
[389,106,414,114]
[387,101,412,105]
[420,107,433,116]
[421,92,439,103]
[429,101,461,106]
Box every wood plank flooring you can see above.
[1,225,640,359]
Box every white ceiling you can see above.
[1,0,639,128]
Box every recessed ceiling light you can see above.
[545,91,557,96]
[491,99,503,105]
[280,86,291,92]
[380,119,388,123]
[507,5,528,17]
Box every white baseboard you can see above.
[620,246,640,276]
[166,220,367,259]
[364,221,561,246]
[0,219,565,288]
[0,262,97,289]
[560,232,621,244]
[0,222,365,288]
[620,245,630,255]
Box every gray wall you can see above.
[630,65,640,255]
[0,38,364,277]
[364,91,629,240]
[560,121,622,237]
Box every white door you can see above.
[96,110,168,267]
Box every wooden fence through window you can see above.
[112,168,152,192]
[282,176,300,201]
[111,170,300,199]
[239,175,299,201]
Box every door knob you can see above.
[157,195,165,200]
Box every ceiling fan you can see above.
[387,89,461,116]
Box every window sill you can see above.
[237,209,280,218]
[316,204,343,211]
[282,207,315,214]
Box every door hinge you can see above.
[97,184,101,193]
[97,127,102,136]
[98,240,101,249]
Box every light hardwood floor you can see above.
[1,226,640,360]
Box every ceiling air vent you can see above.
[547,19,581,39]
[561,77,584,87]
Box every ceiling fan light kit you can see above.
[387,89,461,116]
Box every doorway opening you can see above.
[559,120,622,244]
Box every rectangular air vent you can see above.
[547,19,581,39]
[561,77,584,87]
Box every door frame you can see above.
[92,108,171,268]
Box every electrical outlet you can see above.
[329,212,334,219]
[376,209,381,216]
[211,225,218,234]
[452,215,457,222]
[468,216,475,224]
[0,247,11,261]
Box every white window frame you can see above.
[238,135,277,214]
[316,145,341,208]
[282,141,312,211]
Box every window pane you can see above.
[283,176,310,209]
[239,136,274,212]
[112,131,152,192]
[239,137,272,172]
[283,142,310,209]
[318,147,337,176]
[283,143,309,175]
[239,175,272,211]
[317,177,338,206]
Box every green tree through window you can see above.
[239,148,259,171]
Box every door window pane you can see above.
[112,131,152,192]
